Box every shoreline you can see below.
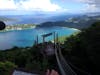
[0,26,36,33]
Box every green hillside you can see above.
[62,21,100,75]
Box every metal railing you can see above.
[55,44,77,75]
[55,43,91,75]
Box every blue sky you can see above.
[0,0,100,15]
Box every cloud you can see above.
[83,4,99,12]
[76,0,100,12]
[18,0,62,11]
[0,0,64,12]
[76,0,94,3]
[0,0,17,10]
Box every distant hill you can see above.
[0,16,19,25]
[36,15,100,30]
[0,14,85,25]
[0,16,16,22]
[1,13,100,27]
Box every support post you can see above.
[34,40,37,45]
[54,32,56,44]
[36,35,38,45]
[54,32,56,49]
[43,36,45,44]
[56,33,59,43]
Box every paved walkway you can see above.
[12,70,38,75]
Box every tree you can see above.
[62,22,100,75]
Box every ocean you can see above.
[0,26,79,50]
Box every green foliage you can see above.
[0,61,17,75]
[0,45,51,73]
[62,22,100,74]
[56,36,67,43]
[25,60,42,71]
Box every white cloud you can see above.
[76,0,94,3]
[83,4,99,12]
[0,0,64,12]
[0,0,17,10]
[76,0,100,12]
[18,0,62,11]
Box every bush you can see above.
[0,61,17,75]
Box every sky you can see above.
[0,0,100,15]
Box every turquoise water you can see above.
[0,26,79,50]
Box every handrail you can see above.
[57,44,91,75]
[56,44,77,75]
[55,45,66,75]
